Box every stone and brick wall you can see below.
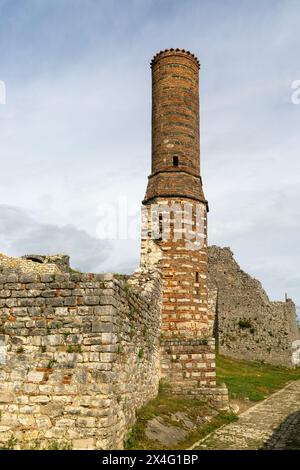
[0,268,161,449]
[208,246,300,368]
[160,336,228,408]
[142,199,211,340]
[144,49,209,337]
[141,201,225,405]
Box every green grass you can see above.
[125,382,237,450]
[0,437,72,450]
[217,355,300,402]
[125,357,300,450]
[69,267,81,273]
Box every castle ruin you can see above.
[0,49,227,450]
[0,49,298,450]
[208,246,300,368]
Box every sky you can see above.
[0,0,300,309]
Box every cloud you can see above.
[0,205,111,272]
[0,0,300,302]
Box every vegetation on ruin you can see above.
[124,381,237,450]
[0,437,72,450]
[126,357,300,450]
[217,355,300,402]
[238,319,252,329]
[66,345,82,354]
[69,268,81,273]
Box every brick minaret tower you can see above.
[141,49,227,405]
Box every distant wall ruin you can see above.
[208,246,300,368]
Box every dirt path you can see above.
[190,380,300,450]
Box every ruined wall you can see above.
[22,255,70,273]
[0,253,61,275]
[0,268,161,449]
[208,246,300,368]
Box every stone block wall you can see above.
[208,246,300,368]
[0,268,161,449]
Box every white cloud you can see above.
[0,205,111,273]
[0,0,300,302]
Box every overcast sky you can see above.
[0,0,300,307]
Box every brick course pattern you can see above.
[141,49,224,404]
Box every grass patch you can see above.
[66,345,82,353]
[125,382,237,450]
[217,355,300,402]
[69,267,81,274]
[126,357,300,450]
[0,435,17,450]
[238,319,252,329]
[173,412,237,450]
[138,348,144,359]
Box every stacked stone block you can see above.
[0,269,161,449]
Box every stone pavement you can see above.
[190,380,300,450]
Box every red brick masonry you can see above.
[141,49,226,405]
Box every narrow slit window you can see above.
[173,156,179,167]
[195,272,199,283]
[158,214,163,240]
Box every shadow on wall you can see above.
[262,410,300,450]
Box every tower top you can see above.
[151,48,200,69]
[144,47,206,207]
